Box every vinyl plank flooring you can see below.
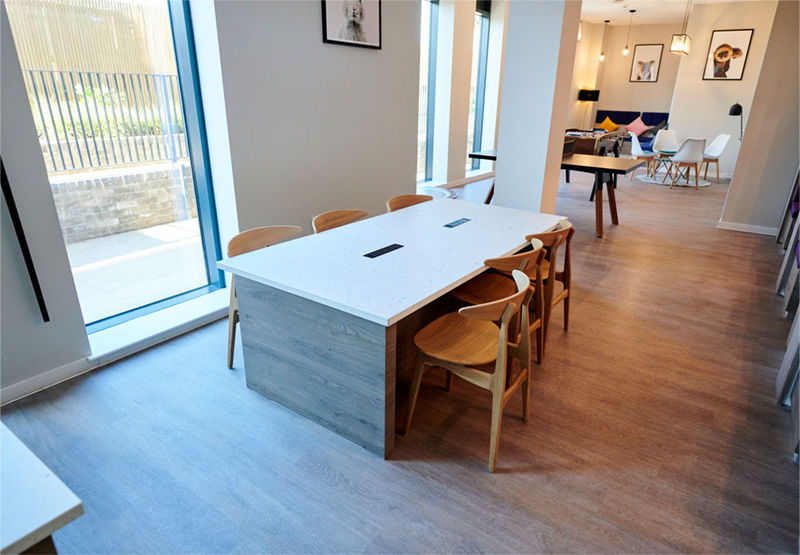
[2,172,797,553]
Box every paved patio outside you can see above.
[67,218,208,324]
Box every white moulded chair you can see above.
[662,138,706,189]
[629,131,655,179]
[652,129,679,176]
[701,134,731,184]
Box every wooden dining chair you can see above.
[451,239,546,363]
[525,220,574,353]
[403,270,533,472]
[312,209,368,233]
[386,194,433,212]
[226,225,303,368]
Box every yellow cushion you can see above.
[597,116,618,132]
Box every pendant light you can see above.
[599,20,609,62]
[670,0,692,54]
[622,10,635,56]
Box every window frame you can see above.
[420,0,438,182]
[470,10,490,171]
[86,0,223,333]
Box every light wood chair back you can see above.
[404,270,532,471]
[526,221,574,352]
[459,270,529,324]
[226,225,303,368]
[227,225,303,257]
[483,238,544,279]
[312,209,368,233]
[386,194,433,212]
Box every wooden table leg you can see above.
[594,172,603,238]
[606,177,619,225]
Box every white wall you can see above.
[668,1,778,177]
[720,0,799,234]
[1,4,90,399]
[214,0,420,231]
[493,0,580,213]
[567,20,602,129]
[595,23,681,117]
[190,0,238,250]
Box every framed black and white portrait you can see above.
[322,0,381,49]
[629,44,663,82]
[703,29,753,80]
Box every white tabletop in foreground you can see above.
[218,199,566,326]
[1,424,83,554]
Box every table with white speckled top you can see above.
[218,199,565,457]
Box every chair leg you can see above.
[662,163,673,184]
[403,353,427,435]
[703,160,709,180]
[670,165,679,188]
[715,160,719,184]
[488,388,505,473]
[534,325,543,364]
[695,163,699,189]
[563,295,570,331]
[444,370,452,392]
[227,284,238,369]
[521,366,530,423]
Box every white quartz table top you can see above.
[1,424,84,554]
[218,199,566,326]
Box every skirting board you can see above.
[717,220,779,236]
[0,357,91,406]
[0,300,229,407]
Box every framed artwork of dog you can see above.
[629,44,663,83]
[702,29,753,80]
[322,0,381,49]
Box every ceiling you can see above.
[580,0,739,25]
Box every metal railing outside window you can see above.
[22,69,188,173]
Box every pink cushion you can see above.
[626,116,650,137]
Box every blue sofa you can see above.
[594,110,669,150]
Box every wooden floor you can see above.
[3,171,797,553]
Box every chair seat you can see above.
[414,312,501,366]
[452,271,518,305]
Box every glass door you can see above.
[5,0,222,331]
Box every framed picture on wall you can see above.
[321,0,381,49]
[629,44,663,82]
[702,29,753,80]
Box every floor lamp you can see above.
[578,89,599,130]
[729,102,743,141]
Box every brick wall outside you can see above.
[51,161,197,244]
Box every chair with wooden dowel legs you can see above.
[525,220,574,354]
[403,270,533,472]
[226,225,303,368]
[386,194,433,212]
[661,138,706,189]
[450,238,546,364]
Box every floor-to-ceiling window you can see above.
[465,6,490,171]
[5,0,222,331]
[416,0,437,182]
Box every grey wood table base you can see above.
[237,277,395,457]
[236,277,454,458]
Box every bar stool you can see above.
[226,225,303,368]
[312,209,368,233]
[451,239,546,363]
[386,194,433,212]
[403,270,533,472]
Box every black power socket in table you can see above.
[364,244,404,258]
